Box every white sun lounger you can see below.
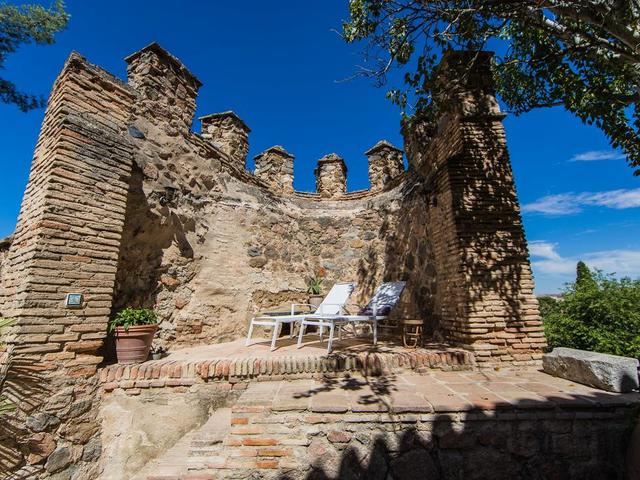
[297,281,406,353]
[246,282,355,351]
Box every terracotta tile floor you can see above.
[165,336,463,361]
[234,370,640,413]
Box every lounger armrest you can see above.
[290,303,315,315]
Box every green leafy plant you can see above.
[307,277,323,295]
[0,0,69,111]
[0,317,14,416]
[108,308,157,333]
[542,263,640,358]
[307,268,326,295]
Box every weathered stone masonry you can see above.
[410,52,544,364]
[0,44,548,477]
[0,53,135,478]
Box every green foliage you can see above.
[307,267,326,295]
[343,0,640,174]
[109,308,157,333]
[576,260,596,290]
[0,0,69,111]
[542,264,640,358]
[0,317,14,416]
[307,277,324,295]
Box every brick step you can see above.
[136,408,231,480]
[190,438,223,448]
[188,446,224,457]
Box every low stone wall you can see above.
[116,371,640,480]
[225,405,636,479]
[98,348,475,394]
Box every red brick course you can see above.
[98,348,475,393]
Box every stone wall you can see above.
[229,403,635,479]
[113,170,404,347]
[94,374,639,480]
[315,154,347,198]
[0,53,135,478]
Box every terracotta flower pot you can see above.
[114,324,158,364]
[308,295,323,308]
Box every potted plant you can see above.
[109,308,158,364]
[307,268,326,307]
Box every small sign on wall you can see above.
[65,293,84,308]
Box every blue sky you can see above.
[1,1,639,294]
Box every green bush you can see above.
[541,263,640,358]
[108,308,157,333]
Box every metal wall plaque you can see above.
[65,293,84,308]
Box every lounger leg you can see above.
[297,322,306,348]
[327,322,335,354]
[245,321,254,346]
[373,319,378,346]
[319,325,324,342]
[270,321,281,351]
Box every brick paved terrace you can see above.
[232,369,640,414]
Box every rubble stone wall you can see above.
[230,404,635,479]
[96,382,638,480]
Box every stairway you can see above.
[134,408,231,480]
[138,381,309,480]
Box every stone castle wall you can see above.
[0,45,544,361]
[0,43,546,478]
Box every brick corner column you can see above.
[0,51,136,476]
[412,51,546,366]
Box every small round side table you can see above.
[401,319,424,348]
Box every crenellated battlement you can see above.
[122,42,405,197]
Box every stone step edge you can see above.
[100,349,475,392]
